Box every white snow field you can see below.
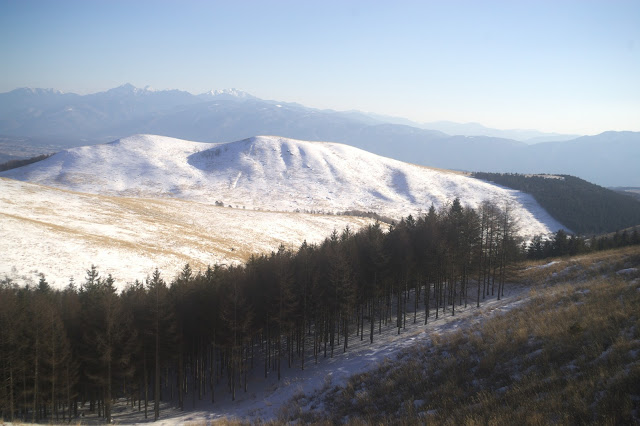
[1,134,566,236]
[0,178,375,289]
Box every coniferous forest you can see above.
[0,199,525,422]
[472,172,640,234]
[1,198,639,422]
[0,153,53,172]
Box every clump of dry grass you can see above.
[185,417,263,425]
[517,245,640,287]
[283,247,640,424]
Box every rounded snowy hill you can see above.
[1,134,565,236]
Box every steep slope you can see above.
[1,134,565,236]
[0,178,375,289]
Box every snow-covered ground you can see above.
[0,178,375,289]
[1,134,566,236]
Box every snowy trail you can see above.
[92,283,532,424]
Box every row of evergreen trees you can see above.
[0,199,522,422]
[526,227,640,259]
[0,153,53,172]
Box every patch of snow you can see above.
[526,260,560,270]
[597,346,614,362]
[201,88,256,99]
[527,348,544,360]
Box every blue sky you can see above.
[1,0,638,134]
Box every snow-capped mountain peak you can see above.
[105,83,151,96]
[200,88,257,100]
[13,87,64,96]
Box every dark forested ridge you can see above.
[472,172,640,235]
[0,200,522,423]
[612,187,640,202]
[0,153,53,172]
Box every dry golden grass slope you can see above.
[0,178,375,289]
[282,247,640,425]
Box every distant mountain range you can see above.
[418,121,579,143]
[0,84,638,187]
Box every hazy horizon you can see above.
[1,0,638,135]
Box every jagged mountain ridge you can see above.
[1,134,566,237]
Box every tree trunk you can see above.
[451,276,456,316]
[154,310,160,420]
[370,297,375,344]
[343,317,348,352]
[33,326,39,423]
[425,281,430,325]
[144,350,148,419]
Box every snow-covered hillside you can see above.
[1,134,566,236]
[0,178,375,289]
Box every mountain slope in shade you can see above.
[1,134,566,237]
